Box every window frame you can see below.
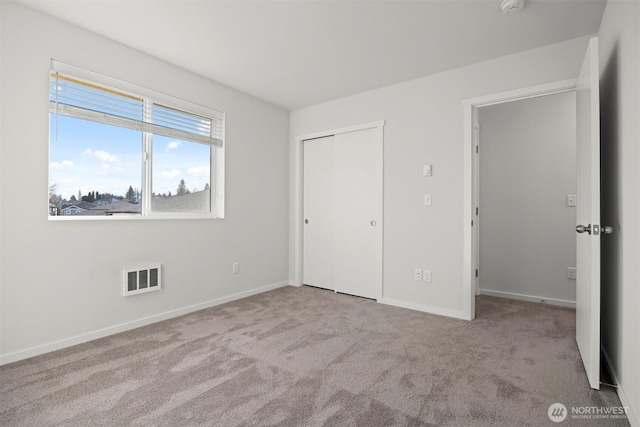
[48,60,225,221]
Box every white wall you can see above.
[0,3,4,364]
[290,36,590,318]
[478,92,577,306]
[598,1,640,425]
[0,2,290,363]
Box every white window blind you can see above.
[49,73,223,147]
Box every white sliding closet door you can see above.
[303,135,336,291]
[303,126,382,300]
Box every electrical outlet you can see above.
[424,194,432,207]
[414,268,422,281]
[423,269,432,283]
[232,262,240,275]
[566,267,576,280]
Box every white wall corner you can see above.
[602,347,640,427]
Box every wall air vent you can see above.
[123,265,161,296]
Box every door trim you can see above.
[292,120,385,297]
[462,80,576,320]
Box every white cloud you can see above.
[167,141,181,150]
[83,148,117,162]
[102,164,110,169]
[94,150,117,162]
[161,169,181,178]
[50,160,74,169]
[187,166,210,177]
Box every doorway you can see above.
[465,38,603,389]
[462,79,578,320]
[476,92,577,309]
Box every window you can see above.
[48,60,224,219]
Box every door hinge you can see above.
[476,207,478,216]
[475,269,479,278]
[476,145,479,154]
[471,220,474,227]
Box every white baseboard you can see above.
[479,288,576,308]
[602,347,639,427]
[0,281,289,366]
[378,298,468,320]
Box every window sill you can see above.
[48,213,223,221]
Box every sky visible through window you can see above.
[49,115,211,201]
[152,134,211,197]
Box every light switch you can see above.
[423,270,432,283]
[423,164,432,177]
[424,194,432,207]
[566,195,577,207]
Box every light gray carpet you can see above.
[0,286,629,426]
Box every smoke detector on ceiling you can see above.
[500,0,525,14]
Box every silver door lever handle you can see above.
[576,224,591,234]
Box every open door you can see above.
[575,37,601,390]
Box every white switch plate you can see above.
[567,267,576,280]
[566,195,577,207]
[232,262,239,275]
[423,164,432,177]
[414,268,422,281]
[423,269,432,283]
[424,194,432,206]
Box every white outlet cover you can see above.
[423,164,432,177]
[424,194,432,206]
